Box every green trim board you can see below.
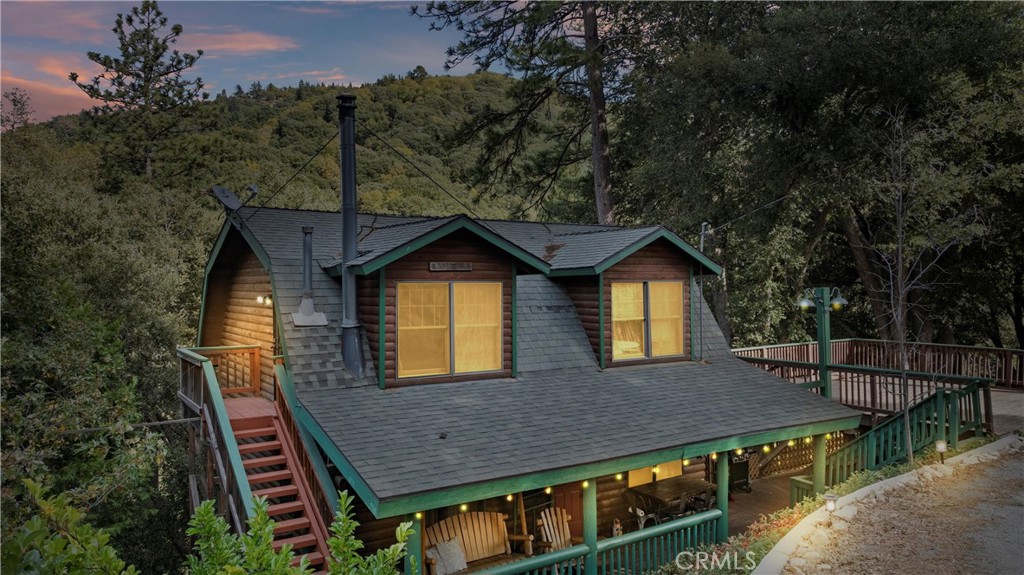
[689,270,698,361]
[511,264,518,378]
[274,362,340,515]
[598,273,605,370]
[340,217,551,276]
[369,414,862,517]
[378,267,387,389]
[197,224,233,345]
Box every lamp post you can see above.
[797,287,848,400]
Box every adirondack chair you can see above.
[535,507,583,552]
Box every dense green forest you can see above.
[2,1,1021,572]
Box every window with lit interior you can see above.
[611,281,684,361]
[397,282,502,378]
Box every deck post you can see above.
[715,453,729,542]
[583,478,598,575]
[405,513,423,575]
[812,434,826,495]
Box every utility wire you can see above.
[245,132,339,222]
[357,118,482,219]
[708,194,787,235]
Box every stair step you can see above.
[243,454,288,469]
[273,517,311,535]
[248,469,293,485]
[274,533,317,551]
[237,440,282,455]
[234,426,276,440]
[254,484,298,499]
[267,500,305,516]
[294,552,324,568]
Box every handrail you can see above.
[595,509,722,552]
[202,359,257,519]
[738,356,995,385]
[475,544,590,575]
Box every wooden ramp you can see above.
[227,396,331,572]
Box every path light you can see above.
[935,439,948,464]
[824,493,838,514]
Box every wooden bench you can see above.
[424,512,533,575]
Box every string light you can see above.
[544,487,552,495]
[682,459,690,466]
[763,445,771,453]
[711,453,718,461]
[459,504,468,512]
[582,480,590,489]
[415,512,422,520]
[615,473,623,481]
[506,494,513,502]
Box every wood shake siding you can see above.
[373,230,515,387]
[603,239,692,367]
[201,236,275,398]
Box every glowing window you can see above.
[397,282,502,378]
[611,281,685,360]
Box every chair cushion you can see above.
[428,537,468,575]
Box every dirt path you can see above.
[784,448,1024,575]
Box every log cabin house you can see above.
[179,95,861,575]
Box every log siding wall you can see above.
[359,230,515,387]
[201,237,275,398]
[603,240,692,368]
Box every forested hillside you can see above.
[2,1,1022,572]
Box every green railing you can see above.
[178,347,256,532]
[789,383,986,505]
[475,510,722,575]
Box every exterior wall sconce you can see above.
[935,439,948,464]
[796,287,849,399]
[256,294,272,306]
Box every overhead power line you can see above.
[245,132,339,222]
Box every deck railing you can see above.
[734,338,1022,388]
[475,510,722,575]
[273,361,339,529]
[189,345,262,395]
[178,347,256,533]
[789,383,986,505]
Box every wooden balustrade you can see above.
[735,339,1022,388]
[178,348,256,533]
[188,345,262,395]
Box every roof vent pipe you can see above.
[338,94,364,378]
[291,226,327,327]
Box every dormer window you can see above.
[611,281,684,360]
[397,282,502,378]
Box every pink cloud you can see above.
[0,2,113,44]
[1,72,95,122]
[180,29,299,57]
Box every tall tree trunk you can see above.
[841,208,891,339]
[583,1,614,225]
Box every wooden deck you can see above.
[727,469,803,536]
[225,395,276,421]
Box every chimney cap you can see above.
[337,93,356,108]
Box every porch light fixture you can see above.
[256,293,273,306]
[795,286,850,399]
[935,439,948,464]
[582,480,590,489]
[506,494,513,502]
[735,448,744,455]
[615,473,623,481]
[682,459,690,466]
[459,504,468,512]
[824,493,838,514]
[415,512,423,520]
[710,453,718,461]
[544,487,552,495]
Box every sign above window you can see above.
[429,262,473,272]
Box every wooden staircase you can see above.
[233,409,331,571]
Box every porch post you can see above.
[404,513,423,575]
[812,434,826,495]
[715,453,729,542]
[583,479,598,575]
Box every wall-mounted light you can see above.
[935,439,948,464]
[256,294,273,306]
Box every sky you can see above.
[1,0,473,122]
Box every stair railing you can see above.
[179,347,256,533]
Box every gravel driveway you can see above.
[783,446,1024,575]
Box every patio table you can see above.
[629,475,716,519]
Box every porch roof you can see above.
[297,354,860,514]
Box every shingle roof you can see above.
[515,275,598,373]
[298,357,859,501]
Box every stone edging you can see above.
[752,434,1024,575]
